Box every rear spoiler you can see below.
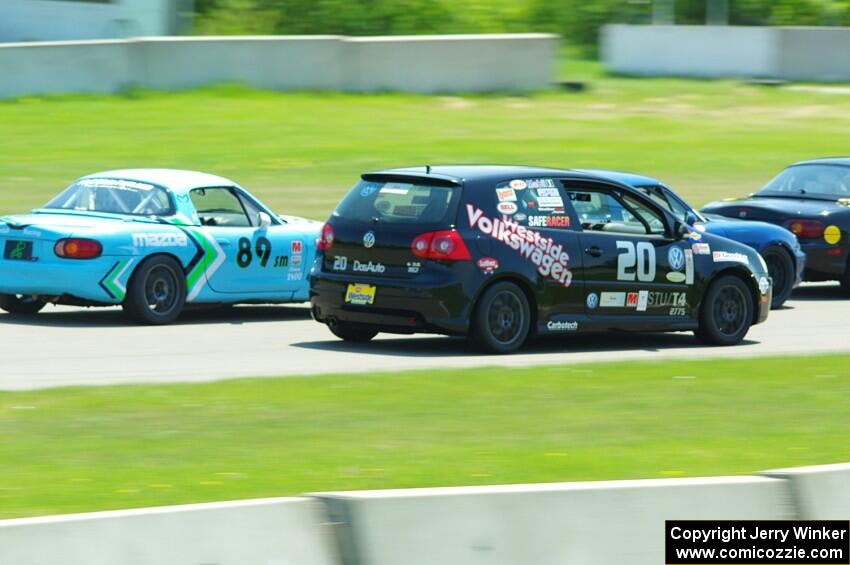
[361,173,461,188]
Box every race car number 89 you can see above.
[616,241,655,282]
[237,237,272,268]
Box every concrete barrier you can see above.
[775,28,850,82]
[603,24,850,81]
[762,462,850,519]
[342,34,555,93]
[602,25,776,78]
[0,497,339,565]
[0,40,135,97]
[315,476,793,565]
[139,36,344,91]
[0,34,558,98]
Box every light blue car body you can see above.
[0,169,321,306]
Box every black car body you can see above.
[702,158,850,291]
[310,166,771,353]
[576,169,806,308]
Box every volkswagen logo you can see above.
[668,246,685,272]
[363,231,376,248]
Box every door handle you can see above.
[216,239,231,246]
[584,246,603,257]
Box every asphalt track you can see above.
[1,283,847,391]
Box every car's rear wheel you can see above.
[695,274,753,346]
[761,245,793,308]
[469,281,531,354]
[0,293,46,315]
[123,256,186,325]
[327,320,378,342]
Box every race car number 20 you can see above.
[616,241,656,282]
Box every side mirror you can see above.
[685,211,699,226]
[675,221,691,240]
[257,212,272,230]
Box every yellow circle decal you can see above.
[824,225,842,245]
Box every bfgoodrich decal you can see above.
[713,251,749,264]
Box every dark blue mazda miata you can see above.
[702,158,850,298]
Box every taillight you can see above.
[54,238,102,259]
[411,229,471,261]
[783,219,824,239]
[317,223,335,250]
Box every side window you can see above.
[567,187,666,236]
[494,178,573,229]
[190,187,251,227]
[235,191,276,227]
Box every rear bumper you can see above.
[309,270,472,335]
[0,255,129,304]
[800,241,847,281]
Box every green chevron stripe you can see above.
[102,259,130,301]
[185,227,217,293]
[164,216,225,301]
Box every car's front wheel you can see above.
[123,256,186,325]
[695,274,753,346]
[0,293,46,315]
[469,281,531,354]
[761,245,793,309]
[327,320,378,342]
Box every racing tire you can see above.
[469,281,531,354]
[694,275,753,346]
[122,255,186,325]
[327,321,378,342]
[760,245,793,309]
[0,294,46,315]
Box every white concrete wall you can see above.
[342,34,556,93]
[0,497,339,565]
[139,36,344,91]
[775,27,850,81]
[762,462,850,519]
[602,25,778,78]
[0,39,135,97]
[316,476,793,565]
[0,0,176,43]
[0,34,558,97]
[603,25,850,81]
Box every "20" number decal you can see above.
[616,241,656,282]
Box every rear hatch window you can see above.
[325,178,462,278]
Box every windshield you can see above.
[333,179,460,226]
[758,165,850,200]
[43,178,174,216]
[636,184,706,223]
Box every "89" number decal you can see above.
[237,237,272,268]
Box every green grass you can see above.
[2,354,849,519]
[2,62,848,219]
